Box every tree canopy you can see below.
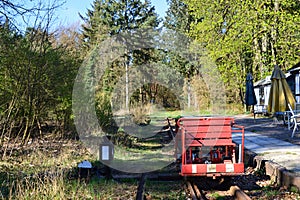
[183,0,300,103]
[0,0,300,148]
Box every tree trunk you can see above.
[253,37,263,79]
[125,59,129,112]
[187,77,191,109]
[271,0,279,66]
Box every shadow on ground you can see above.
[234,115,300,145]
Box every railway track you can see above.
[186,180,205,200]
[185,180,251,200]
[229,185,251,200]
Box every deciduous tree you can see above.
[184,0,300,104]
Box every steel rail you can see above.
[229,185,251,200]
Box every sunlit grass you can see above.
[3,173,138,200]
[1,141,92,174]
[147,104,244,119]
[0,103,245,199]
[0,136,180,199]
[0,140,98,199]
[112,145,175,169]
[207,192,226,199]
[145,181,185,199]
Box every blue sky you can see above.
[56,0,168,27]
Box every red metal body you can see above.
[175,117,245,177]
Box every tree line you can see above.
[0,0,299,150]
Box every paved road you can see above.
[233,115,300,175]
[234,115,300,144]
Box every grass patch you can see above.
[0,139,97,199]
[290,186,299,193]
[286,152,297,155]
[4,174,139,200]
[145,181,185,199]
[207,192,226,199]
[0,136,180,199]
[262,186,280,197]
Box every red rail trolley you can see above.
[175,117,245,178]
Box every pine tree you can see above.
[164,0,192,33]
[164,0,198,109]
[80,0,160,121]
[81,0,160,51]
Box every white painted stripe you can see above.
[207,164,216,173]
[296,74,300,103]
[192,164,197,173]
[226,164,234,172]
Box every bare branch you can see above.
[0,0,65,32]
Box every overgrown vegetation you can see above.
[2,0,298,145]
[1,0,300,199]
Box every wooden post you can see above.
[136,173,147,200]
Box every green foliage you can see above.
[95,92,115,132]
[208,192,225,199]
[184,0,300,104]
[164,1,195,79]
[0,22,82,147]
[165,0,193,33]
[262,185,280,197]
[290,186,299,193]
[81,0,161,51]
[80,0,162,134]
[1,0,299,149]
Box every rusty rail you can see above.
[186,181,205,200]
[186,180,251,200]
[229,185,251,200]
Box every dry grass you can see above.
[0,138,96,199]
[130,103,152,125]
[0,136,183,200]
